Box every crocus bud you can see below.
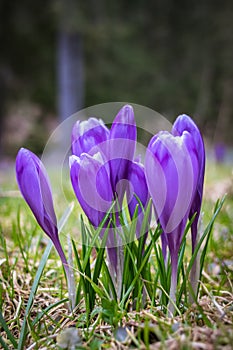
[70,152,113,228]
[71,118,110,157]
[109,104,136,193]
[15,148,67,267]
[172,114,205,300]
[70,105,137,226]
[172,114,205,252]
[145,130,199,314]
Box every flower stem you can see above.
[189,214,202,303]
[189,256,200,303]
[168,254,178,317]
[53,238,75,310]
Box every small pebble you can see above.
[114,327,128,342]
[57,327,81,349]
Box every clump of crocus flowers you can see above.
[15,104,205,315]
[70,105,149,290]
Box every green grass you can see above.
[0,160,233,349]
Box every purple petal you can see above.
[110,105,136,142]
[145,131,199,240]
[145,132,177,232]
[160,231,168,261]
[146,128,200,304]
[127,161,150,239]
[71,118,110,157]
[172,114,205,195]
[70,153,120,273]
[107,247,118,272]
[70,153,113,227]
[16,148,57,238]
[172,114,205,249]
[109,105,136,193]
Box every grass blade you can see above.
[92,226,109,285]
[31,298,68,327]
[101,260,117,301]
[17,203,74,350]
[0,311,18,348]
[0,335,10,350]
[177,196,225,304]
[17,241,53,349]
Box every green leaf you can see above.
[101,298,122,326]
[101,259,117,301]
[92,226,109,285]
[120,234,155,308]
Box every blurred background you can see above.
[0,0,233,160]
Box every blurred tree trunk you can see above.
[195,61,212,122]
[56,0,85,155]
[57,31,84,121]
[214,1,233,144]
[0,68,6,159]
[57,0,84,124]
[215,78,233,143]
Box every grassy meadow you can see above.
[0,158,233,349]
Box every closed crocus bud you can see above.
[172,115,205,300]
[15,148,68,268]
[172,114,205,252]
[70,152,113,228]
[108,105,136,194]
[71,118,110,157]
[69,153,118,269]
[70,105,137,226]
[145,131,199,314]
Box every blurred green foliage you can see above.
[1,0,233,153]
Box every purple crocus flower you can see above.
[71,104,137,203]
[70,152,114,229]
[145,130,199,313]
[172,114,205,299]
[70,105,149,276]
[172,115,205,253]
[71,118,110,157]
[16,148,68,271]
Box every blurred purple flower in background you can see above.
[145,129,199,313]
[214,142,225,163]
